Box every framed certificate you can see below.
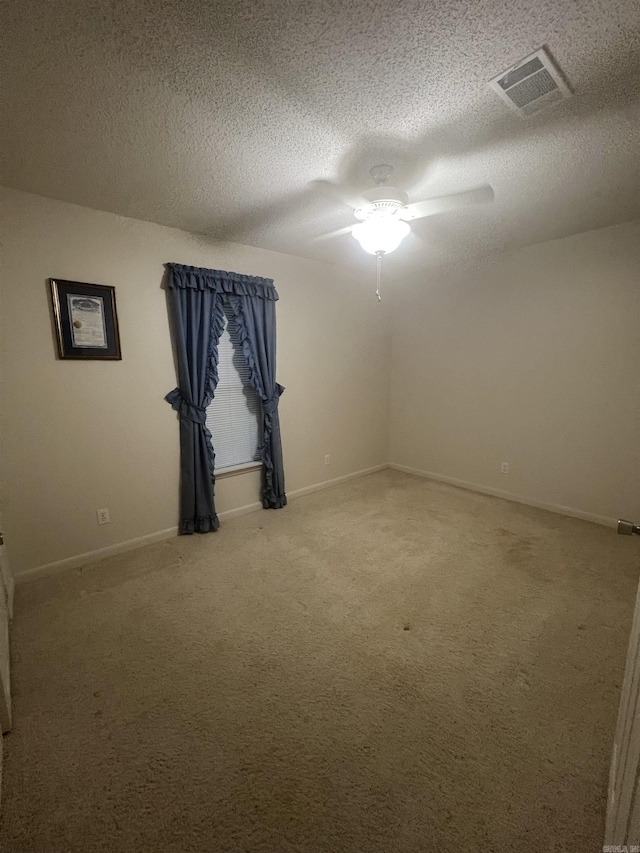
[49,279,122,360]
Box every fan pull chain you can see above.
[376,251,383,302]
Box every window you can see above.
[206,313,261,473]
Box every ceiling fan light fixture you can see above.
[351,212,410,255]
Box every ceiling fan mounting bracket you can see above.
[369,164,395,186]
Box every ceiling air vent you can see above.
[488,47,572,117]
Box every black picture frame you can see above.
[49,279,122,360]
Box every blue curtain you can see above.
[226,295,287,509]
[165,263,285,533]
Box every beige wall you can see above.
[0,188,391,573]
[389,220,640,523]
[2,186,637,574]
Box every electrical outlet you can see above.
[97,508,110,525]
[501,462,509,474]
[324,454,330,466]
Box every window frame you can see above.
[215,460,262,479]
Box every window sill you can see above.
[215,462,262,480]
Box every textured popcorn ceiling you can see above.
[1,0,639,270]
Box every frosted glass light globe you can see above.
[352,213,410,255]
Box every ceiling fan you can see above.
[313,165,495,300]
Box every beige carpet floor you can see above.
[1,469,639,852]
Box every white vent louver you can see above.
[488,47,572,117]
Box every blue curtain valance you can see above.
[167,263,278,301]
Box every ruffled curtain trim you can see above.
[225,295,286,510]
[202,298,227,481]
[167,263,279,301]
[165,297,225,489]
[263,491,287,510]
[180,514,220,534]
[225,296,266,398]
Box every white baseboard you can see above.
[14,462,615,583]
[217,464,388,519]
[16,526,179,584]
[217,502,263,521]
[16,464,388,584]
[388,463,617,528]
[287,464,388,501]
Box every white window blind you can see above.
[206,315,261,472]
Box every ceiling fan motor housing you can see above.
[356,185,409,220]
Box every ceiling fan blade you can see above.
[309,180,369,211]
[402,185,494,221]
[311,225,354,243]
